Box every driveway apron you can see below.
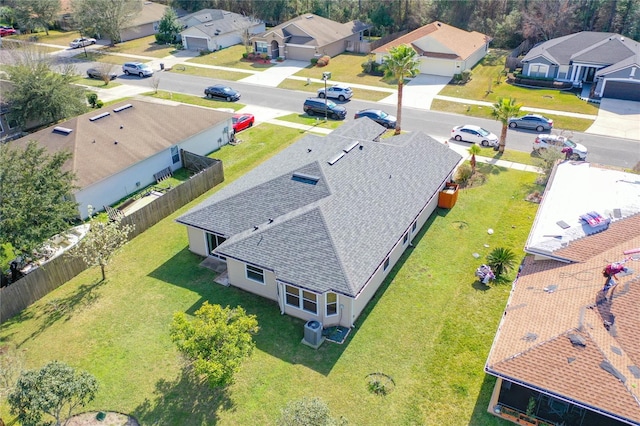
[586,98,640,140]
[379,74,450,109]
[239,59,308,87]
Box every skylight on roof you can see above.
[292,173,319,185]
[89,112,110,122]
[53,126,73,135]
[113,104,133,113]
[328,152,345,165]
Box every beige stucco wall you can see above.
[227,258,278,302]
[186,226,207,256]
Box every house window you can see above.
[326,292,338,316]
[206,233,226,260]
[285,285,300,307]
[383,257,390,271]
[256,41,268,54]
[528,64,548,78]
[403,232,409,245]
[246,264,265,284]
[412,221,417,232]
[302,290,317,314]
[171,146,180,164]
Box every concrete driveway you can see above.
[239,60,308,87]
[586,98,640,140]
[379,74,451,109]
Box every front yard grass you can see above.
[278,78,391,102]
[438,50,599,115]
[72,76,121,88]
[8,29,78,46]
[103,35,176,58]
[71,51,149,65]
[293,53,398,89]
[0,127,532,425]
[275,113,344,130]
[432,99,594,132]
[142,90,245,111]
[187,45,275,71]
[168,64,251,81]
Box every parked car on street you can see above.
[232,113,255,132]
[354,109,396,128]
[204,85,241,102]
[303,98,347,120]
[122,62,153,77]
[451,124,499,146]
[533,134,588,160]
[508,114,553,131]
[317,84,353,101]
[0,27,16,37]
[69,37,96,48]
[86,67,117,80]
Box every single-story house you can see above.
[486,161,640,426]
[10,99,233,219]
[119,1,168,42]
[179,9,265,51]
[521,32,640,101]
[372,21,491,77]
[176,119,462,328]
[249,14,371,61]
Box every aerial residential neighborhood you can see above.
[0,1,639,425]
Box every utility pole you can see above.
[322,71,331,122]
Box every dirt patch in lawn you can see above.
[66,412,139,426]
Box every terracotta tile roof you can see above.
[486,219,640,423]
[372,21,490,60]
[10,99,232,189]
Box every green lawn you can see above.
[0,127,533,425]
[103,35,176,58]
[438,50,599,115]
[187,45,275,71]
[432,100,594,132]
[72,76,121,88]
[278,78,391,102]
[71,51,149,65]
[275,113,345,130]
[143,90,245,111]
[292,53,398,89]
[7,29,79,46]
[168,64,251,81]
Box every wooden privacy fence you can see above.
[0,156,224,323]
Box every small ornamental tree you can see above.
[468,143,482,174]
[491,97,522,153]
[170,302,259,388]
[8,361,98,426]
[486,247,517,277]
[70,207,134,281]
[381,44,420,135]
[277,397,348,426]
[155,8,181,44]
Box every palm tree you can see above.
[381,44,420,135]
[486,247,517,278]
[491,97,521,153]
[468,144,481,174]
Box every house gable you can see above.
[571,37,637,66]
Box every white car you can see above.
[317,84,353,101]
[533,134,588,160]
[451,125,499,147]
[69,37,96,48]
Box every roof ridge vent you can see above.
[113,104,133,113]
[343,141,359,153]
[328,152,345,166]
[53,126,73,135]
[89,112,110,122]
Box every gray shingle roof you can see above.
[177,119,461,296]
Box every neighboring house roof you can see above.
[126,1,167,28]
[487,161,640,424]
[525,162,640,261]
[179,8,225,25]
[10,99,231,189]
[254,14,370,48]
[486,216,640,424]
[177,119,461,297]
[372,21,490,60]
[522,32,640,67]
[180,9,261,38]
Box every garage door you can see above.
[419,58,454,77]
[185,36,208,51]
[603,80,640,101]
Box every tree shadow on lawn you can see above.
[148,248,349,376]
[133,364,232,426]
[16,278,106,348]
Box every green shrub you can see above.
[86,93,98,108]
[486,247,517,277]
[242,52,248,59]
[95,100,104,108]
[310,57,319,66]
[455,164,473,185]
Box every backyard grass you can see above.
[275,113,345,130]
[432,100,594,132]
[187,45,275,71]
[143,90,245,112]
[438,50,600,115]
[293,53,398,89]
[103,35,176,58]
[278,78,391,102]
[0,128,536,425]
[168,64,251,81]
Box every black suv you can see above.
[303,98,347,120]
